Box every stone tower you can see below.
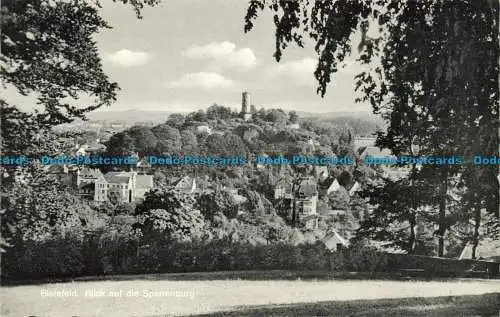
[241,91,252,121]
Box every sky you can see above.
[8,0,374,114]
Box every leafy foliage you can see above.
[196,189,239,221]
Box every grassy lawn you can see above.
[1,275,499,317]
[186,294,500,317]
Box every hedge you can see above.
[2,232,498,282]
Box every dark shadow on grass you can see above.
[182,293,500,317]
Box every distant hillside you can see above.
[297,110,383,122]
[298,111,386,137]
[84,109,385,131]
[86,110,177,124]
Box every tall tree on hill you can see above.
[166,113,186,129]
[244,0,499,256]
[151,124,182,155]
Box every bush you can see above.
[343,245,390,272]
[3,231,85,280]
[97,225,141,274]
[6,226,493,282]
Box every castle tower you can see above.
[241,91,252,121]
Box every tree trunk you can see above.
[472,205,481,259]
[409,163,417,254]
[438,168,448,257]
[409,216,416,254]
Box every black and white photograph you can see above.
[1,0,499,316]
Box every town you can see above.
[2,1,499,315]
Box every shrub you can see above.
[3,231,85,280]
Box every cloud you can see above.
[183,41,257,71]
[168,72,234,89]
[105,49,150,68]
[266,57,317,86]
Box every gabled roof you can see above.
[103,171,133,184]
[79,168,105,181]
[327,179,341,192]
[322,229,349,250]
[104,176,131,184]
[349,181,361,196]
[173,175,195,189]
[137,158,151,167]
[361,146,393,158]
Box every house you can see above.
[172,176,197,193]
[85,142,106,155]
[95,171,136,203]
[314,165,329,181]
[196,125,212,135]
[349,181,361,196]
[256,153,270,171]
[459,238,500,262]
[93,171,154,203]
[326,178,341,195]
[318,176,342,199]
[78,182,95,200]
[47,164,74,186]
[354,137,376,151]
[136,158,152,174]
[295,177,319,228]
[321,228,350,251]
[274,177,319,228]
[274,178,293,200]
[76,168,105,186]
[47,164,69,175]
[135,174,154,200]
[359,146,394,161]
[75,145,86,157]
[287,123,300,130]
[360,146,410,180]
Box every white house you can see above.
[94,171,154,203]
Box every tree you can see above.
[127,126,158,155]
[138,208,205,242]
[265,109,288,128]
[0,0,159,254]
[244,0,499,256]
[166,113,186,129]
[196,189,239,221]
[224,133,247,157]
[106,132,135,155]
[206,104,233,120]
[151,124,181,154]
[333,125,355,157]
[288,111,299,124]
[204,134,227,156]
[186,109,207,123]
[327,186,350,211]
[180,130,198,154]
[1,0,160,151]
[2,175,105,243]
[356,177,419,253]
